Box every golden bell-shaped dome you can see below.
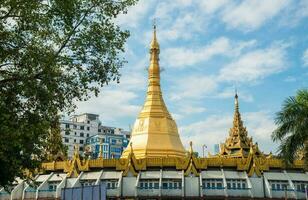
[121,25,186,159]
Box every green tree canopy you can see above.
[0,0,136,188]
[272,89,308,167]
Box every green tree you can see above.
[272,89,308,167]
[0,0,136,188]
[41,117,68,161]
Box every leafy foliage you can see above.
[272,89,308,167]
[0,0,136,187]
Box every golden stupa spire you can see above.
[121,24,186,159]
[219,92,253,157]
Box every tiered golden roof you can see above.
[121,25,186,159]
[219,92,262,157]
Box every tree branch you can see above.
[0,5,95,86]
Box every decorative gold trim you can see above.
[42,144,306,178]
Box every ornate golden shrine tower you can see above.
[121,25,186,159]
[219,92,262,157]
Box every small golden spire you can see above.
[189,141,193,153]
[150,19,159,51]
[235,88,239,111]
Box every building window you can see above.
[65,124,69,129]
[102,180,117,189]
[87,133,89,137]
[48,183,59,191]
[270,180,289,191]
[294,181,308,192]
[79,147,83,151]
[203,179,224,189]
[87,120,90,124]
[73,125,77,129]
[64,138,69,143]
[80,140,84,144]
[80,132,84,137]
[65,130,70,135]
[226,179,247,190]
[80,126,84,130]
[74,132,77,135]
[162,179,182,189]
[80,181,95,187]
[98,129,101,132]
[74,139,76,143]
[87,127,90,131]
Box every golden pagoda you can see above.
[121,25,186,159]
[219,92,262,157]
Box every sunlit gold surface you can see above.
[121,25,186,159]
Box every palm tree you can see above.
[272,89,308,167]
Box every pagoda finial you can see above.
[189,141,193,153]
[235,88,239,110]
[150,20,159,52]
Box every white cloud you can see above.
[302,49,308,67]
[169,75,218,101]
[179,111,277,155]
[284,76,296,82]
[163,37,230,68]
[76,89,141,123]
[180,114,232,154]
[218,43,288,82]
[151,0,208,43]
[153,0,193,21]
[115,0,153,28]
[158,12,204,41]
[162,38,256,68]
[222,0,290,31]
[178,105,206,114]
[283,0,308,26]
[198,0,228,14]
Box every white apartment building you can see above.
[60,113,100,158]
[60,113,130,158]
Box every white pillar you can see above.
[199,171,203,198]
[263,174,272,198]
[221,168,228,197]
[55,174,67,199]
[244,171,254,198]
[95,170,104,185]
[283,170,297,199]
[11,180,25,200]
[36,173,54,199]
[182,170,185,198]
[159,169,162,197]
[72,172,83,188]
[117,171,123,198]
[135,172,140,198]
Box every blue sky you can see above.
[76,0,308,155]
